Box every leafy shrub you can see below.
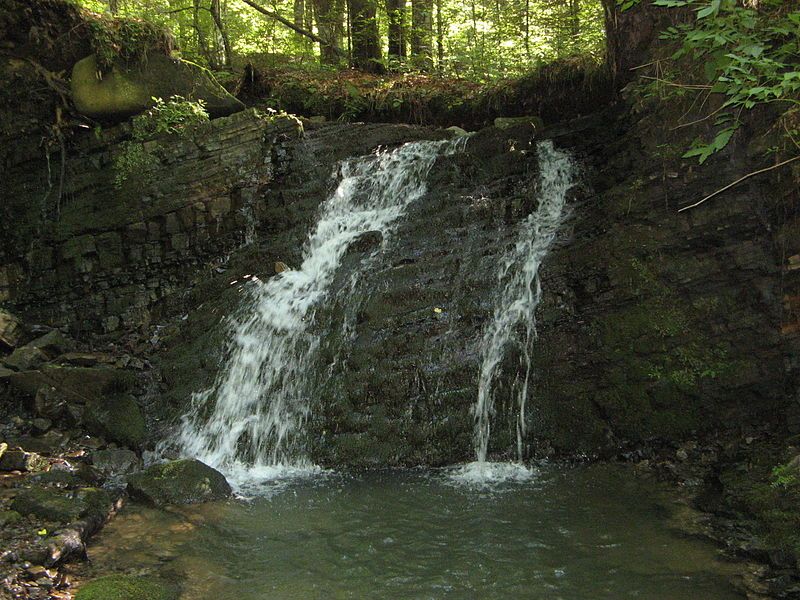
[113,95,209,187]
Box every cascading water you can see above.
[456,140,576,484]
[174,137,467,488]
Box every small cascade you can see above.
[455,140,575,484]
[174,137,467,487]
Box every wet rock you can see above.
[0,449,48,472]
[71,53,245,120]
[29,469,85,489]
[91,448,141,479]
[34,386,67,420]
[75,574,178,600]
[25,330,74,359]
[0,309,23,348]
[83,394,146,449]
[3,345,49,371]
[8,366,136,404]
[127,459,231,506]
[275,261,290,273]
[446,126,469,136]
[32,418,52,433]
[347,230,383,255]
[11,487,111,523]
[56,352,117,367]
[493,116,544,130]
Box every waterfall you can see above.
[457,140,575,483]
[174,137,466,487]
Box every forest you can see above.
[72,0,606,79]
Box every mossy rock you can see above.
[76,575,178,600]
[84,393,146,449]
[0,510,22,526]
[127,459,231,506]
[71,53,245,120]
[11,486,111,523]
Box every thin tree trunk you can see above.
[211,0,233,67]
[435,0,443,71]
[411,0,433,70]
[108,0,120,15]
[570,0,580,51]
[524,0,530,58]
[193,0,213,66]
[386,0,406,65]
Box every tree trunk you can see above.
[211,0,233,68]
[349,0,383,72]
[411,0,433,70]
[315,0,346,64]
[386,0,406,64]
[108,0,120,15]
[193,0,213,67]
[435,0,443,71]
[569,0,580,51]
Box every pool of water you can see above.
[86,464,743,599]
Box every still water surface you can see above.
[87,464,743,599]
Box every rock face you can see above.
[83,393,146,449]
[0,309,22,348]
[71,54,245,120]
[1,110,302,332]
[127,459,231,506]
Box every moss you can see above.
[76,575,178,600]
[84,393,146,449]
[10,486,110,523]
[127,459,231,506]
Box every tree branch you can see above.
[239,0,345,56]
[678,155,800,213]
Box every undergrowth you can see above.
[113,96,209,187]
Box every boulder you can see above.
[493,116,544,130]
[0,449,48,472]
[27,330,74,358]
[34,385,68,420]
[127,459,231,506]
[3,345,49,371]
[91,448,141,479]
[75,575,178,600]
[83,394,146,449]
[347,230,383,255]
[71,53,245,120]
[11,487,111,523]
[0,309,23,348]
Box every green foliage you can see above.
[82,11,174,72]
[113,95,209,187]
[772,462,800,490]
[628,0,800,164]
[132,95,210,136]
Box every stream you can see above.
[87,464,742,599]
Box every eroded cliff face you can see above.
[3,101,798,466]
[0,110,301,333]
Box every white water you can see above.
[454,140,575,485]
[175,137,466,489]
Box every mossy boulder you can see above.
[127,459,231,506]
[76,575,178,600]
[71,53,245,120]
[11,486,111,523]
[84,393,146,449]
